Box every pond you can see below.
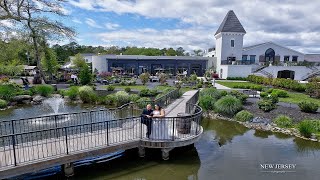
[4,113,320,179]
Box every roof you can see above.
[242,41,304,55]
[305,54,320,62]
[215,10,246,35]
[101,55,210,61]
[23,65,37,70]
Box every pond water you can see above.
[50,118,319,180]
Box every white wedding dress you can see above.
[149,110,170,140]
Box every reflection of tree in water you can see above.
[253,130,273,139]
[294,137,320,154]
[202,118,249,146]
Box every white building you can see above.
[206,10,320,81]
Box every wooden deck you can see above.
[0,90,202,179]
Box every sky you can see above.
[2,0,320,54]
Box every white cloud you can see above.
[85,18,102,28]
[105,23,120,30]
[69,0,320,53]
[72,19,82,24]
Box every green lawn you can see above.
[215,81,257,88]
[104,85,147,91]
[279,92,320,106]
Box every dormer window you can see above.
[231,40,235,47]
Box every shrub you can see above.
[115,91,130,106]
[129,94,140,102]
[104,94,117,106]
[262,94,279,104]
[0,99,7,108]
[136,97,151,109]
[214,96,242,116]
[200,88,223,100]
[197,84,203,88]
[139,73,150,85]
[298,101,319,113]
[125,87,131,93]
[107,85,115,91]
[226,77,247,81]
[306,78,320,98]
[235,110,253,122]
[220,90,228,97]
[0,84,17,100]
[199,95,216,111]
[139,89,158,97]
[298,120,316,138]
[66,86,79,101]
[274,115,293,128]
[271,89,289,98]
[229,90,249,103]
[260,92,268,98]
[34,85,54,97]
[258,100,276,112]
[78,86,96,103]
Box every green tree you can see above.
[176,47,185,56]
[72,53,87,69]
[79,65,92,85]
[41,46,59,80]
[166,48,177,56]
[193,49,203,56]
[0,0,75,83]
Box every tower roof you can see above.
[215,10,246,35]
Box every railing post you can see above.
[106,121,109,146]
[90,111,93,133]
[54,115,59,138]
[65,127,69,154]
[172,118,175,141]
[11,120,17,166]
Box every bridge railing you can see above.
[0,103,202,169]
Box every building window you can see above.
[250,55,256,64]
[242,55,248,61]
[85,59,88,63]
[292,56,298,62]
[284,56,290,62]
[231,40,235,47]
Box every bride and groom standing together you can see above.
[141,104,170,140]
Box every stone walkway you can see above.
[166,90,199,117]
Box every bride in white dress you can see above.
[149,104,170,140]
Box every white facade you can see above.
[242,42,304,63]
[212,10,320,80]
[92,55,108,73]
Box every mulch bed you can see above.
[244,98,320,123]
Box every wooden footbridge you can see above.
[0,90,203,179]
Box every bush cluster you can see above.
[0,84,18,100]
[0,99,7,108]
[235,110,253,122]
[125,87,131,93]
[139,89,158,97]
[306,77,320,98]
[298,101,319,113]
[247,75,306,92]
[107,85,115,91]
[228,90,249,103]
[136,97,151,109]
[66,86,79,101]
[115,91,131,106]
[78,86,97,103]
[270,89,289,98]
[258,100,276,112]
[298,120,320,138]
[34,85,54,97]
[214,96,242,116]
[199,95,216,111]
[274,115,293,128]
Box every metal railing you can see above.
[185,90,199,114]
[145,88,180,107]
[0,102,202,169]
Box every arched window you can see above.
[265,48,275,63]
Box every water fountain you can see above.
[43,97,65,114]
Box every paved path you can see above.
[166,90,198,117]
[213,82,231,90]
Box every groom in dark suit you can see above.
[141,104,153,138]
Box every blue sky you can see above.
[57,0,320,53]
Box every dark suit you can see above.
[141,109,153,138]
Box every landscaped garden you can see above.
[199,87,320,141]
